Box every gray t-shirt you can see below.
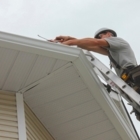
[104,37,137,76]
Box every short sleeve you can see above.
[104,37,128,50]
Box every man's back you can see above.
[105,37,137,76]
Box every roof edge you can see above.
[0,31,81,61]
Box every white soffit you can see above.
[0,31,81,91]
[24,65,120,140]
[0,31,138,140]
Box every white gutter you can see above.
[0,31,80,61]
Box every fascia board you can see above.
[0,31,80,61]
[73,51,138,140]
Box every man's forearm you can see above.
[62,38,109,55]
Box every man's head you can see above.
[94,28,117,39]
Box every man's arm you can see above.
[62,38,109,56]
[88,46,109,55]
[55,36,76,42]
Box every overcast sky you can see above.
[0,0,140,137]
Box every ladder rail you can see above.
[85,51,140,110]
[94,66,133,101]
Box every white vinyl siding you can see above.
[0,91,18,140]
[25,103,54,140]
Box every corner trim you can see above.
[16,93,27,140]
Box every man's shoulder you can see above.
[106,37,129,44]
[104,36,130,50]
[108,37,126,41]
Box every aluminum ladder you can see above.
[85,51,140,114]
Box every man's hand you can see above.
[62,39,79,45]
[56,36,76,42]
[49,36,109,55]
[49,36,76,43]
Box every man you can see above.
[52,28,137,77]
[51,28,140,120]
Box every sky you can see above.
[0,0,140,137]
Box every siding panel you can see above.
[25,103,54,140]
[0,92,18,140]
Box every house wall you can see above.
[25,103,54,140]
[0,91,54,140]
[0,91,18,140]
